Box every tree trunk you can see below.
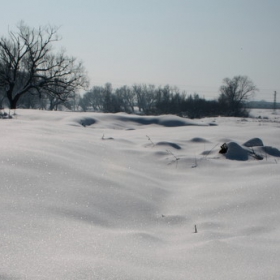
[9,95,21,109]
[8,97,15,109]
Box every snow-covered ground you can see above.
[1,109,280,280]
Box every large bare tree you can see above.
[218,76,258,116]
[0,22,88,109]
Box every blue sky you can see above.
[0,0,279,101]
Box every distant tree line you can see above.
[78,83,221,118]
[1,76,257,118]
[77,75,257,118]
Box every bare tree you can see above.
[133,84,157,114]
[0,22,88,109]
[82,86,105,111]
[68,93,81,111]
[218,76,258,116]
[115,85,135,113]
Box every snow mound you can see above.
[221,137,280,161]
[68,113,213,129]
[243,138,264,147]
[155,141,181,150]
[225,142,249,161]
[262,146,280,157]
[112,114,212,127]
[189,137,210,143]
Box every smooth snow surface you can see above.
[1,109,280,280]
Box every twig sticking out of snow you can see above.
[203,143,219,159]
[191,157,197,168]
[101,134,114,140]
[146,135,155,147]
[250,148,263,160]
[166,149,180,168]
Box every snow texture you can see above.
[0,109,280,280]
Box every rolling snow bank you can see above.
[0,109,280,280]
[219,138,280,161]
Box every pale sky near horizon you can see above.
[0,0,279,101]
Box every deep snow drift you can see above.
[1,109,280,280]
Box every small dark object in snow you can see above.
[219,143,228,154]
[102,134,114,140]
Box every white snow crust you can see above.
[0,109,280,280]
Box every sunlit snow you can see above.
[1,109,280,280]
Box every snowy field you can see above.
[1,108,280,280]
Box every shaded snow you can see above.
[243,137,264,147]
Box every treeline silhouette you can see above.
[4,77,255,118]
[78,83,247,118]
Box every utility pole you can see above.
[273,91,277,113]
